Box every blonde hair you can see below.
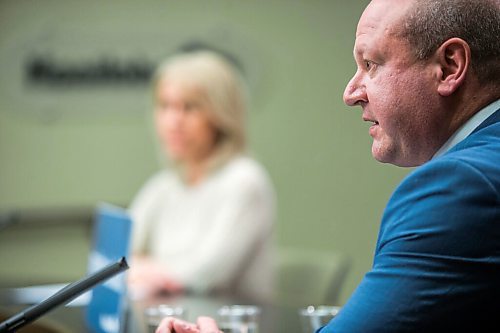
[153,50,248,173]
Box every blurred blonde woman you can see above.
[128,50,275,303]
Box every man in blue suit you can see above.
[323,0,500,331]
[156,0,500,332]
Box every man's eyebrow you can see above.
[353,40,367,55]
[353,46,366,60]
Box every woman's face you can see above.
[154,78,219,165]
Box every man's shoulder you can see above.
[427,119,500,191]
[378,124,500,258]
[397,148,500,205]
[383,129,500,231]
[400,113,500,198]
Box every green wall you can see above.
[0,0,410,303]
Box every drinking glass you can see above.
[217,305,261,333]
[298,305,340,333]
[143,304,186,333]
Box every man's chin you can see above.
[371,144,391,164]
[372,148,422,168]
[371,145,402,166]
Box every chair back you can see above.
[275,247,350,307]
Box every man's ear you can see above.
[434,38,471,96]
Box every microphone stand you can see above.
[0,257,129,333]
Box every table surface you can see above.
[0,291,304,333]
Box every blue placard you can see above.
[85,203,132,333]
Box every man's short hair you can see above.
[399,0,500,85]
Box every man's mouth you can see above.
[363,117,379,126]
[363,117,379,137]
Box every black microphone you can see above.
[0,257,129,333]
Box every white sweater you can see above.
[129,155,276,303]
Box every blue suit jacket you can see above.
[320,108,500,332]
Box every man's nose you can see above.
[343,72,367,106]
